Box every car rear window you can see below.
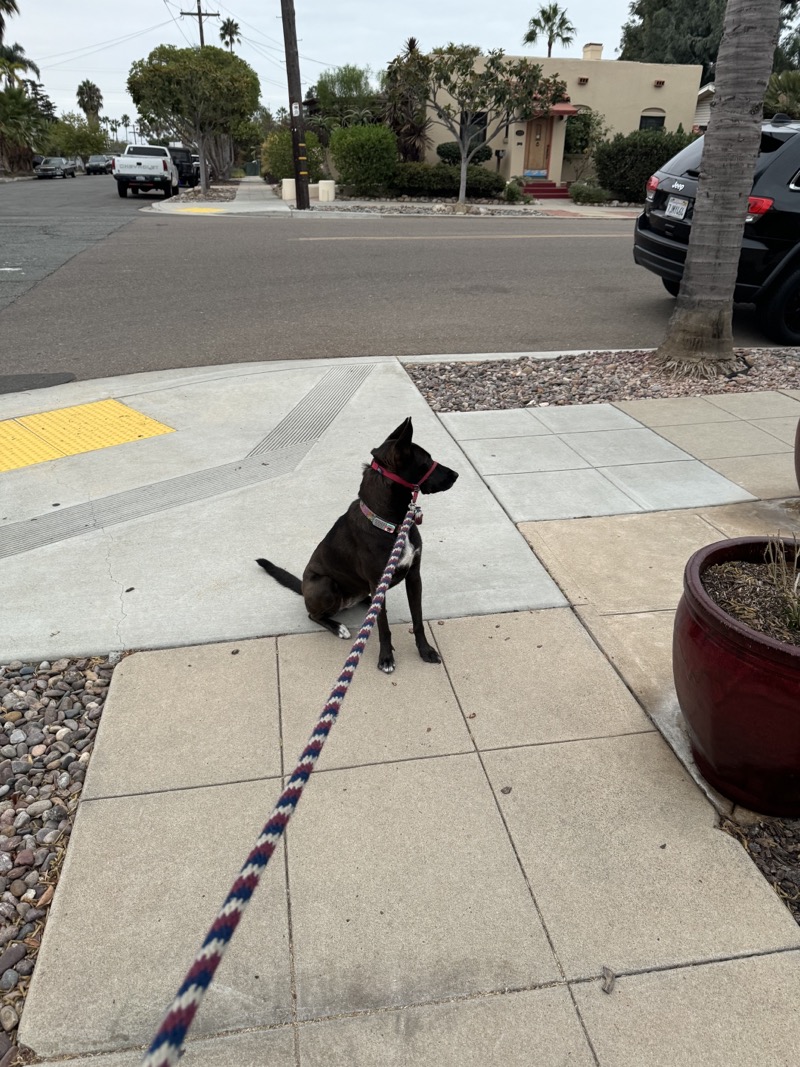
[128,147,167,157]
[662,129,798,178]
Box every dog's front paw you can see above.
[378,655,396,674]
[337,624,351,640]
[417,644,441,664]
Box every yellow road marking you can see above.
[293,232,633,242]
[175,206,224,215]
[0,399,174,473]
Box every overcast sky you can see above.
[11,0,632,129]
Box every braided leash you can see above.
[142,500,421,1066]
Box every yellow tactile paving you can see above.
[0,420,65,472]
[0,399,174,473]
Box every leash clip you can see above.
[413,506,423,526]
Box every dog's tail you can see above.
[255,558,303,595]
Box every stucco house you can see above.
[425,43,703,191]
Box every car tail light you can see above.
[163,160,168,172]
[745,195,773,222]
[646,175,659,196]
[111,158,115,170]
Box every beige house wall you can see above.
[424,48,703,186]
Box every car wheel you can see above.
[163,183,172,199]
[117,182,128,198]
[757,270,800,345]
[662,278,681,298]
[130,187,139,195]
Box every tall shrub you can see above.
[436,140,491,165]
[329,124,398,194]
[261,129,324,182]
[594,128,696,202]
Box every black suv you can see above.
[633,116,800,344]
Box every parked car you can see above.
[168,146,198,187]
[633,115,800,345]
[35,157,76,179]
[111,144,180,198]
[191,154,214,182]
[86,154,113,175]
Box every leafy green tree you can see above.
[128,44,259,191]
[0,41,39,86]
[42,110,106,161]
[764,68,800,114]
[76,79,102,125]
[382,37,432,162]
[523,4,577,57]
[219,18,241,52]
[655,0,782,374]
[330,124,398,194]
[563,107,610,180]
[306,64,380,125]
[403,43,568,203]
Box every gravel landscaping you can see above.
[406,348,800,410]
[176,182,237,202]
[0,657,113,1064]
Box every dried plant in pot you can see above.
[673,536,800,816]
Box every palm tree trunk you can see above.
[655,0,782,375]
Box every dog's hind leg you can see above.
[405,557,440,664]
[304,574,351,640]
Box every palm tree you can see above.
[0,83,43,172]
[219,18,241,52]
[0,41,39,86]
[655,0,782,374]
[76,79,103,125]
[764,69,800,118]
[383,36,432,163]
[523,4,576,57]
[0,0,19,45]
[120,113,130,141]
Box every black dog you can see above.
[256,418,458,672]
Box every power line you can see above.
[38,20,174,66]
[162,0,194,47]
[179,1,219,47]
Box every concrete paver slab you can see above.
[487,468,642,522]
[438,409,549,439]
[652,420,791,459]
[699,499,800,537]
[461,434,588,475]
[531,402,641,432]
[482,733,800,978]
[431,610,651,749]
[750,416,800,445]
[572,951,800,1067]
[42,1027,296,1067]
[560,428,691,467]
[614,395,739,426]
[519,511,720,613]
[598,459,754,511]
[278,625,472,770]
[706,390,800,418]
[19,782,293,1058]
[83,639,281,799]
[286,754,560,1019]
[706,453,798,499]
[298,987,596,1066]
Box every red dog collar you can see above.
[370,458,438,491]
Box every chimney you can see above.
[582,43,603,61]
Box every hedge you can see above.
[261,129,324,183]
[436,141,493,165]
[330,125,398,195]
[390,162,505,198]
[593,128,696,203]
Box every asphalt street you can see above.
[0,176,766,382]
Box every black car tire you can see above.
[163,183,172,199]
[130,187,139,195]
[757,270,800,345]
[662,278,681,298]
[117,182,128,198]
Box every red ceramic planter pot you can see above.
[673,537,800,816]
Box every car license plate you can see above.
[136,175,146,181]
[665,196,688,220]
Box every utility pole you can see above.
[180,0,219,47]
[279,0,310,210]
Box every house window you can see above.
[639,108,666,131]
[461,111,487,144]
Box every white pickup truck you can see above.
[112,144,180,199]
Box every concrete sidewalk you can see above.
[3,356,800,1065]
[148,176,641,220]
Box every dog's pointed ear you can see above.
[388,417,413,446]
